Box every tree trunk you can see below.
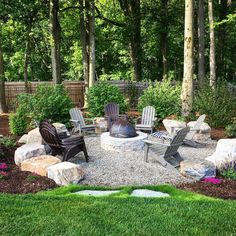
[23,39,30,93]
[50,0,61,84]
[181,0,194,116]
[160,0,168,80]
[118,0,142,81]
[0,37,7,113]
[208,0,216,88]
[198,0,205,86]
[88,0,95,87]
[217,0,227,79]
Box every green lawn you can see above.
[1,185,236,236]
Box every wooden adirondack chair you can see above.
[135,106,156,133]
[39,120,89,162]
[144,127,190,170]
[69,108,96,134]
[152,114,206,148]
[104,103,127,130]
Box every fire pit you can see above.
[101,120,148,152]
[110,120,137,138]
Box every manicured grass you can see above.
[1,185,236,236]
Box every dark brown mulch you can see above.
[178,178,236,200]
[211,128,226,140]
[0,144,58,194]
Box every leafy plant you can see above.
[225,123,236,138]
[218,160,236,180]
[137,79,181,122]
[9,84,73,135]
[193,82,236,128]
[26,173,40,182]
[0,137,16,148]
[87,82,127,117]
[124,81,140,109]
[0,171,8,180]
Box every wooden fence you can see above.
[4,80,150,112]
[5,81,85,111]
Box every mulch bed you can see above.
[0,144,57,194]
[178,179,236,200]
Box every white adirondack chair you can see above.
[135,106,156,133]
[69,108,96,134]
[144,127,190,170]
[152,114,206,148]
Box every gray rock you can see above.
[131,189,170,198]
[206,139,236,168]
[47,162,85,186]
[18,134,28,144]
[187,121,211,141]
[14,143,46,166]
[74,190,120,196]
[27,128,43,144]
[180,160,216,180]
[163,119,186,135]
[53,122,70,137]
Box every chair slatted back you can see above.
[165,127,190,157]
[141,106,155,126]
[105,103,119,117]
[186,114,206,140]
[69,108,86,128]
[39,120,62,149]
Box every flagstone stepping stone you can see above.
[74,190,120,196]
[130,189,170,198]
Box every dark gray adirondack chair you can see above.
[143,127,190,170]
[152,114,206,148]
[69,108,96,134]
[135,106,156,133]
[39,120,89,162]
[104,103,127,130]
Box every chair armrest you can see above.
[61,135,84,145]
[70,119,80,123]
[144,139,170,147]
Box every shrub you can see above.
[87,82,127,117]
[137,79,181,121]
[225,123,236,138]
[193,82,236,128]
[9,84,73,135]
[0,136,16,148]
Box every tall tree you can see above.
[50,0,61,84]
[118,0,142,81]
[208,0,216,88]
[181,0,194,116]
[160,0,168,80]
[198,0,205,85]
[0,35,7,113]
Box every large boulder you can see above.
[163,119,186,135]
[14,143,46,166]
[94,117,107,133]
[180,160,216,180]
[47,162,85,186]
[20,155,61,176]
[206,139,236,168]
[53,122,70,137]
[27,128,43,144]
[187,121,211,141]
[18,134,28,144]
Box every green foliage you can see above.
[0,136,16,148]
[124,81,140,108]
[225,123,236,138]
[193,82,236,128]
[31,84,73,123]
[218,160,236,180]
[9,94,32,135]
[137,79,181,121]
[26,173,40,182]
[9,84,73,135]
[87,82,127,117]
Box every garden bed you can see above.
[0,144,57,194]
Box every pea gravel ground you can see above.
[71,134,217,187]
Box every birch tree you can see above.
[181,0,194,116]
[208,0,216,87]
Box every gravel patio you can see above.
[71,134,217,187]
